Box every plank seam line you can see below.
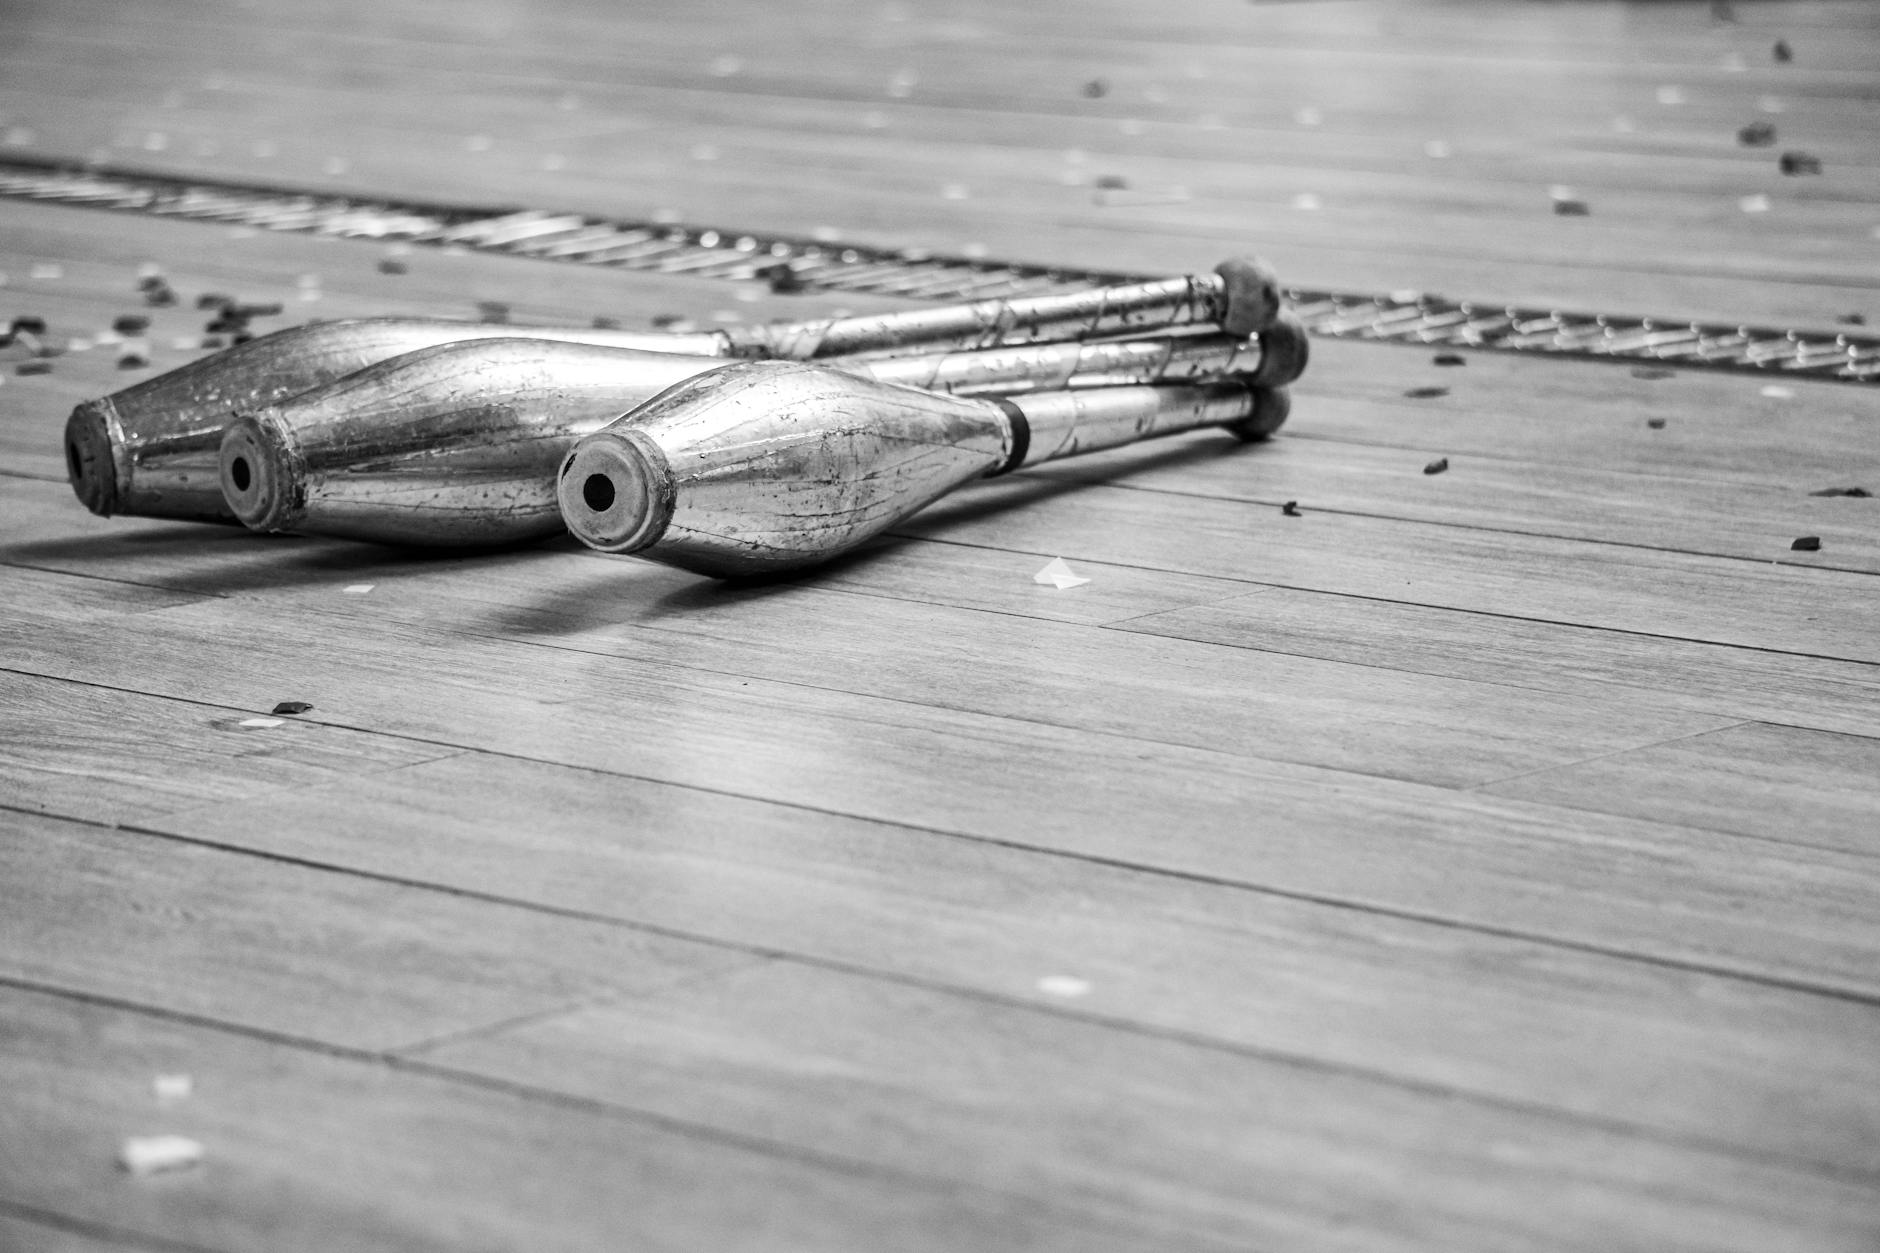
[904,534,1880,669]
[1021,470,1880,580]
[1464,720,1758,792]
[19,787,1880,1042]
[2,966,1872,1190]
[0,1198,224,1253]
[0,979,1126,1226]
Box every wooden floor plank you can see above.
[1115,585,1880,744]
[1479,721,1880,856]
[0,670,450,825]
[0,810,749,1052]
[421,960,1880,1253]
[0,545,1740,791]
[0,985,1184,1253]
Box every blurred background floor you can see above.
[1,2,1877,1250]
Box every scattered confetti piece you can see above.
[1431,352,1465,366]
[1739,194,1771,213]
[170,335,202,351]
[1403,386,1449,399]
[378,258,408,275]
[237,717,284,729]
[343,584,375,595]
[1293,106,1322,126]
[1778,151,1821,175]
[113,314,150,335]
[764,263,808,294]
[1720,51,1747,72]
[1037,975,1092,998]
[464,134,492,152]
[1789,536,1820,551]
[10,315,47,335]
[1552,198,1590,216]
[690,143,720,161]
[271,700,314,715]
[1291,192,1322,211]
[1656,85,1685,105]
[1612,115,1635,133]
[1837,313,1867,326]
[941,183,969,200]
[1033,558,1090,590]
[887,68,918,98]
[1281,500,1301,517]
[1772,39,1792,63]
[1424,139,1451,159]
[1118,118,1146,136]
[1423,458,1450,475]
[709,54,743,77]
[1759,384,1795,399]
[476,301,511,324]
[1808,486,1870,497]
[1737,121,1776,146]
[29,262,63,280]
[68,337,94,352]
[14,360,52,375]
[118,1135,203,1175]
[1082,78,1108,98]
[153,1074,193,1103]
[541,153,567,171]
[116,351,150,370]
[322,156,348,175]
[1647,417,1667,429]
[1758,96,1785,113]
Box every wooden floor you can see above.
[3,1,1878,1249]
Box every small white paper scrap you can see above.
[1291,192,1322,211]
[1037,975,1093,998]
[1655,85,1685,105]
[342,583,375,595]
[1759,385,1795,399]
[153,1074,193,1103]
[1424,139,1451,159]
[1758,95,1785,114]
[1293,106,1322,126]
[118,1135,203,1175]
[29,262,63,280]
[1739,194,1771,213]
[238,717,285,729]
[1033,558,1091,590]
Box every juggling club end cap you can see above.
[64,401,121,516]
[558,432,674,554]
[1213,256,1284,337]
[1251,309,1311,389]
[219,414,298,532]
[1225,386,1291,442]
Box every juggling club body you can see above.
[214,317,1303,547]
[557,360,1290,578]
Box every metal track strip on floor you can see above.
[1,155,1875,383]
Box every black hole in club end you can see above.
[583,473,616,512]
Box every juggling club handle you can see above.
[727,257,1284,359]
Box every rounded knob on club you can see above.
[557,430,674,554]
[1223,386,1291,442]
[1251,309,1311,388]
[218,415,299,531]
[64,401,120,516]
[1213,256,1285,336]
